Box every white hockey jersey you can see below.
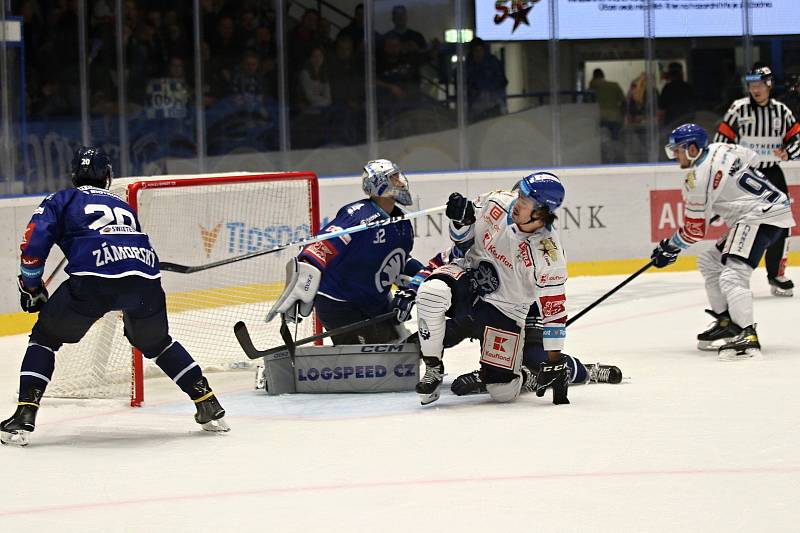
[672,143,795,249]
[449,190,568,351]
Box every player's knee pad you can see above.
[718,259,753,296]
[485,377,522,403]
[697,247,723,278]
[139,335,175,360]
[416,279,452,357]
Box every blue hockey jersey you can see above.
[299,200,422,315]
[19,186,160,285]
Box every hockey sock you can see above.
[719,261,754,328]
[152,341,204,399]
[567,354,588,383]
[18,343,55,401]
[415,279,452,358]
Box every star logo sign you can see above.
[494,0,539,33]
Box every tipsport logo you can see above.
[494,0,541,33]
[196,221,312,258]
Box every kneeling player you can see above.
[449,306,622,397]
[2,147,229,447]
[415,173,575,405]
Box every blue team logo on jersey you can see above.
[375,248,406,292]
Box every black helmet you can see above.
[71,146,113,189]
[745,66,773,88]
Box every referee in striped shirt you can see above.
[714,65,800,296]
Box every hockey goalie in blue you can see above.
[266,159,424,344]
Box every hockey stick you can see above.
[565,260,654,327]
[234,312,396,360]
[161,204,447,274]
[43,256,68,287]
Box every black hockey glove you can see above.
[391,288,416,323]
[651,238,681,268]
[17,276,48,313]
[446,193,476,227]
[534,354,570,405]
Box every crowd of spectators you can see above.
[12,0,509,155]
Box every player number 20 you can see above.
[84,204,137,230]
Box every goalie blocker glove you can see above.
[265,258,322,323]
[651,238,681,268]
[445,192,476,227]
[17,276,48,313]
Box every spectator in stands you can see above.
[383,5,426,60]
[298,47,332,112]
[239,9,260,49]
[164,19,191,60]
[376,34,421,122]
[589,68,625,163]
[293,46,332,149]
[658,62,695,130]
[466,38,507,122]
[230,49,273,109]
[210,15,242,83]
[289,9,323,69]
[145,56,191,120]
[127,23,165,106]
[328,34,365,145]
[338,4,365,54]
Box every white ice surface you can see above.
[1,267,799,533]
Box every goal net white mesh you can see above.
[45,172,319,404]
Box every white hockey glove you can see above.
[265,258,322,323]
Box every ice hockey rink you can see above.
[1,266,798,533]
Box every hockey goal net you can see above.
[46,172,320,406]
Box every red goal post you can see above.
[47,171,320,406]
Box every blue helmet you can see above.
[516,172,564,212]
[664,123,708,160]
[71,146,113,189]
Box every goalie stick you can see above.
[234,312,397,360]
[160,204,446,274]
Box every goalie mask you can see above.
[362,159,412,206]
[71,146,114,189]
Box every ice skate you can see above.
[718,325,761,361]
[450,369,486,396]
[768,276,794,297]
[0,404,39,447]
[416,357,445,405]
[697,309,742,351]
[192,377,230,432]
[585,363,623,384]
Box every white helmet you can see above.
[362,159,412,206]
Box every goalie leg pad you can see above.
[718,258,754,328]
[415,278,452,358]
[265,258,322,323]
